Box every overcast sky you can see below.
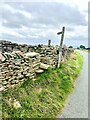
[0,0,88,47]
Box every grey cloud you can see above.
[66,27,74,32]
[1,2,87,29]
[64,39,88,47]
[16,2,87,26]
[1,32,88,47]
[1,31,59,45]
[31,3,86,26]
[2,10,31,28]
[0,2,88,47]
[1,33,43,45]
[65,35,88,47]
[1,33,26,43]
[68,35,88,41]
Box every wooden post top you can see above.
[48,40,51,47]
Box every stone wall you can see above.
[0,41,74,92]
[0,51,41,91]
[35,45,58,68]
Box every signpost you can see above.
[57,26,65,68]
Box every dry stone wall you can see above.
[0,51,41,91]
[0,40,74,92]
[35,45,58,68]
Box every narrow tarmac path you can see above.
[57,51,88,118]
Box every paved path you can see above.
[57,51,88,118]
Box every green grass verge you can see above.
[1,51,83,118]
[81,50,90,53]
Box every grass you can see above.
[1,51,83,118]
[80,49,90,53]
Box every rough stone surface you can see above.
[35,69,44,73]
[0,40,74,91]
[40,63,50,70]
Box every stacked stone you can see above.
[0,41,75,92]
[61,45,68,62]
[0,40,18,53]
[35,45,58,68]
[14,44,29,53]
[0,51,40,91]
[66,48,74,58]
[55,45,74,62]
[24,52,40,73]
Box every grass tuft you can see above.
[1,51,83,118]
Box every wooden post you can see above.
[57,26,65,68]
[48,40,51,47]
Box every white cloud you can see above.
[0,1,88,47]
[0,3,33,19]
[27,34,39,38]
[56,0,88,11]
[0,26,25,38]
[19,10,33,19]
[0,3,15,13]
